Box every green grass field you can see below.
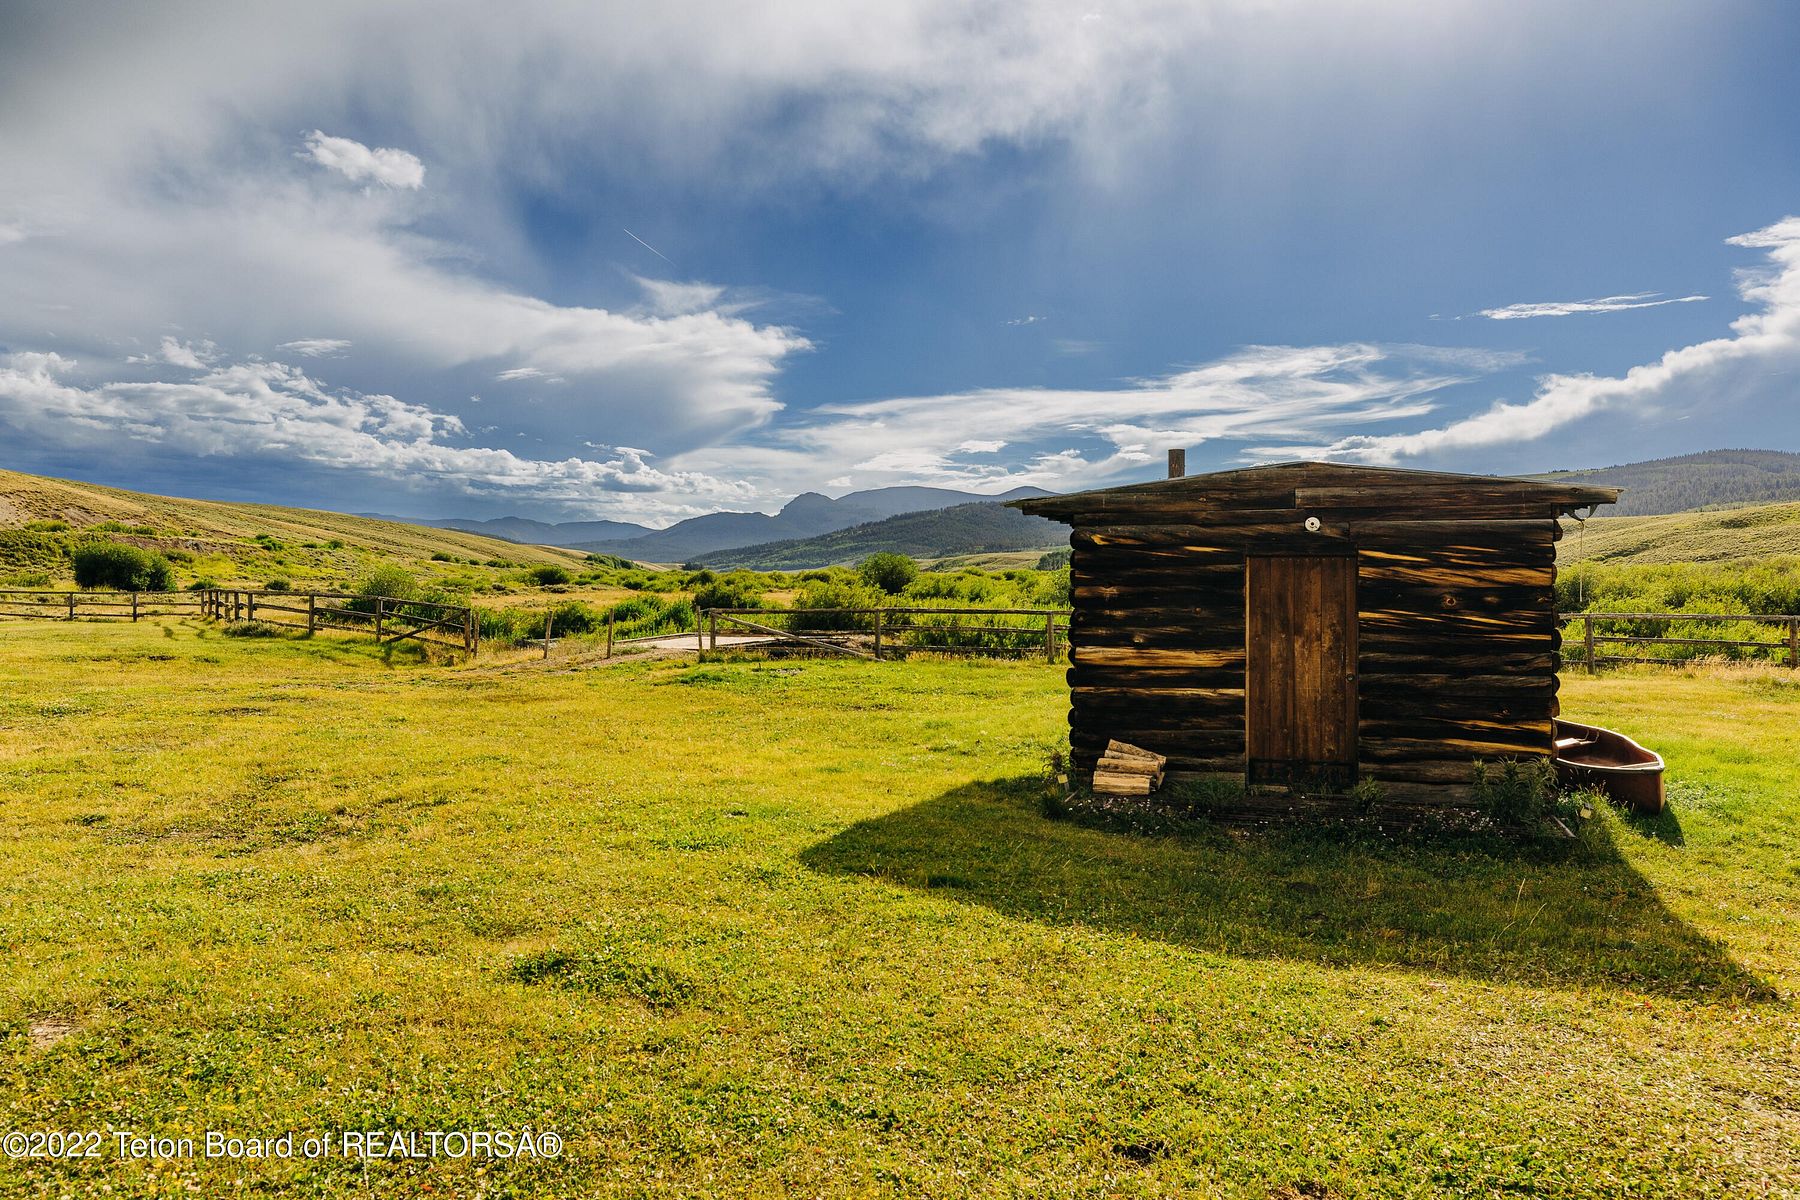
[2,619,1797,1197]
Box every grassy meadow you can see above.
[1,617,1796,1197]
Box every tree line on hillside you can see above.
[1545,449,1800,516]
[688,502,1066,571]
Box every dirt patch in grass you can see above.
[28,1017,75,1051]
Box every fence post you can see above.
[709,610,718,650]
[131,593,139,622]
[605,612,615,658]
[1045,612,1056,662]
[247,591,256,623]
[543,608,554,660]
[696,612,704,655]
[375,596,385,642]
[873,609,883,660]
[1584,614,1596,674]
[307,593,317,635]
[1789,618,1798,669]
[67,593,75,621]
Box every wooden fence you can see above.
[0,587,476,655]
[701,607,1071,660]
[198,589,478,654]
[0,589,205,621]
[1561,611,1800,671]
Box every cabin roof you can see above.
[1008,460,1620,523]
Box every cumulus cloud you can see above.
[1260,217,1800,465]
[1477,291,1709,320]
[0,350,756,515]
[299,131,425,189]
[126,336,217,369]
[278,338,352,357]
[635,277,729,317]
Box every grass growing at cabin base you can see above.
[0,621,1796,1198]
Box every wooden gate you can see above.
[1245,554,1358,790]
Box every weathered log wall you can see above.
[1055,483,1572,815]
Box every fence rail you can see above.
[199,589,478,654]
[0,589,205,621]
[0,587,477,655]
[701,606,1071,660]
[11,591,1793,672]
[1560,611,1800,671]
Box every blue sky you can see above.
[1,1,1798,524]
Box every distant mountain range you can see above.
[366,485,1053,563]
[1537,449,1800,516]
[689,502,1069,569]
[359,449,1800,571]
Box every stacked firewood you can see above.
[1091,740,1167,796]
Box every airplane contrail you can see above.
[622,227,675,266]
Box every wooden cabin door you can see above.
[1245,554,1358,790]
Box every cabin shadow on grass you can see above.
[800,777,1772,1002]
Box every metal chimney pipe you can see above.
[1167,448,1186,479]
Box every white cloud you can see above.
[956,439,1007,453]
[0,350,756,518]
[1262,217,1800,465]
[299,131,425,190]
[635,278,728,317]
[1477,291,1708,320]
[278,337,352,357]
[126,336,216,369]
[676,342,1511,497]
[1006,315,1046,326]
[494,366,547,381]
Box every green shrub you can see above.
[692,571,768,612]
[430,551,453,562]
[860,552,918,595]
[528,565,573,586]
[545,601,603,635]
[23,519,69,532]
[0,530,68,573]
[266,578,291,592]
[357,565,418,601]
[324,539,345,550]
[71,542,174,591]
[1472,757,1560,828]
[794,578,883,630]
[1,569,53,588]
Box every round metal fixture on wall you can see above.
[1303,516,1322,533]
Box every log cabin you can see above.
[1010,459,1620,820]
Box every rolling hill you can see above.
[573,484,1055,561]
[1557,500,1800,566]
[1538,449,1800,516]
[689,501,1069,569]
[0,469,588,590]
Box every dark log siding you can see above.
[1067,532,1247,778]
[1021,463,1618,820]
